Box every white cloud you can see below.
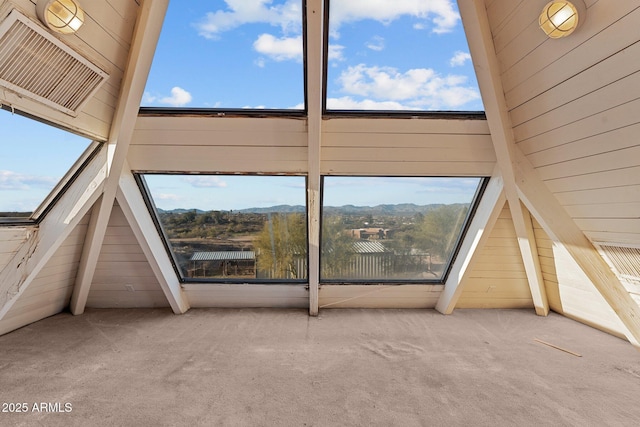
[154,193,183,202]
[182,176,227,188]
[330,0,459,36]
[366,36,385,52]
[335,64,480,109]
[194,0,459,41]
[328,44,345,62]
[194,0,301,39]
[415,177,481,193]
[142,92,157,104]
[450,51,471,67]
[253,34,302,61]
[159,87,192,107]
[0,170,57,190]
[327,97,417,111]
[192,0,460,75]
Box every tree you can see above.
[384,230,423,275]
[320,215,356,279]
[418,204,469,260]
[255,213,307,279]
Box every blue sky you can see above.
[0,110,90,213]
[323,177,482,207]
[325,0,482,110]
[143,175,481,211]
[0,0,483,214]
[144,174,307,211]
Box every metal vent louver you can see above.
[600,245,640,281]
[0,9,108,116]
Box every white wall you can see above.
[489,0,640,246]
[0,215,89,335]
[457,204,534,309]
[86,202,169,308]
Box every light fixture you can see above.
[539,0,586,39]
[36,0,85,35]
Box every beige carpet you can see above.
[1,308,639,426]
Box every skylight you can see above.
[325,0,484,112]
[0,109,94,221]
[142,0,305,110]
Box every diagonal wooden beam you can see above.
[70,0,170,315]
[0,146,107,320]
[116,167,189,314]
[436,168,506,314]
[306,0,324,316]
[513,147,640,347]
[459,0,548,315]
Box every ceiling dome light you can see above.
[539,0,586,39]
[36,0,85,35]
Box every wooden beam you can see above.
[436,169,506,314]
[459,0,549,315]
[70,0,170,315]
[115,167,189,314]
[0,147,107,319]
[513,147,640,347]
[306,0,324,316]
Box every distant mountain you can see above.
[158,203,467,215]
[238,205,306,214]
[157,208,206,214]
[323,203,461,215]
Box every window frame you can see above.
[319,175,488,285]
[139,0,309,114]
[136,172,310,285]
[321,0,485,116]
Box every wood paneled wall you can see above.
[129,116,308,173]
[0,215,88,335]
[531,218,629,339]
[456,204,533,309]
[86,202,169,308]
[184,284,308,309]
[318,285,443,309]
[488,0,640,246]
[129,116,496,176]
[0,228,30,272]
[552,243,629,339]
[532,219,562,314]
[322,118,495,176]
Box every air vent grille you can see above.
[0,9,108,116]
[600,245,640,282]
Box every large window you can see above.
[0,108,97,222]
[325,0,483,112]
[321,176,485,282]
[142,0,305,110]
[141,174,308,282]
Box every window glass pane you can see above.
[143,174,307,281]
[0,110,93,220]
[326,0,483,111]
[321,176,483,281]
[142,0,304,110]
